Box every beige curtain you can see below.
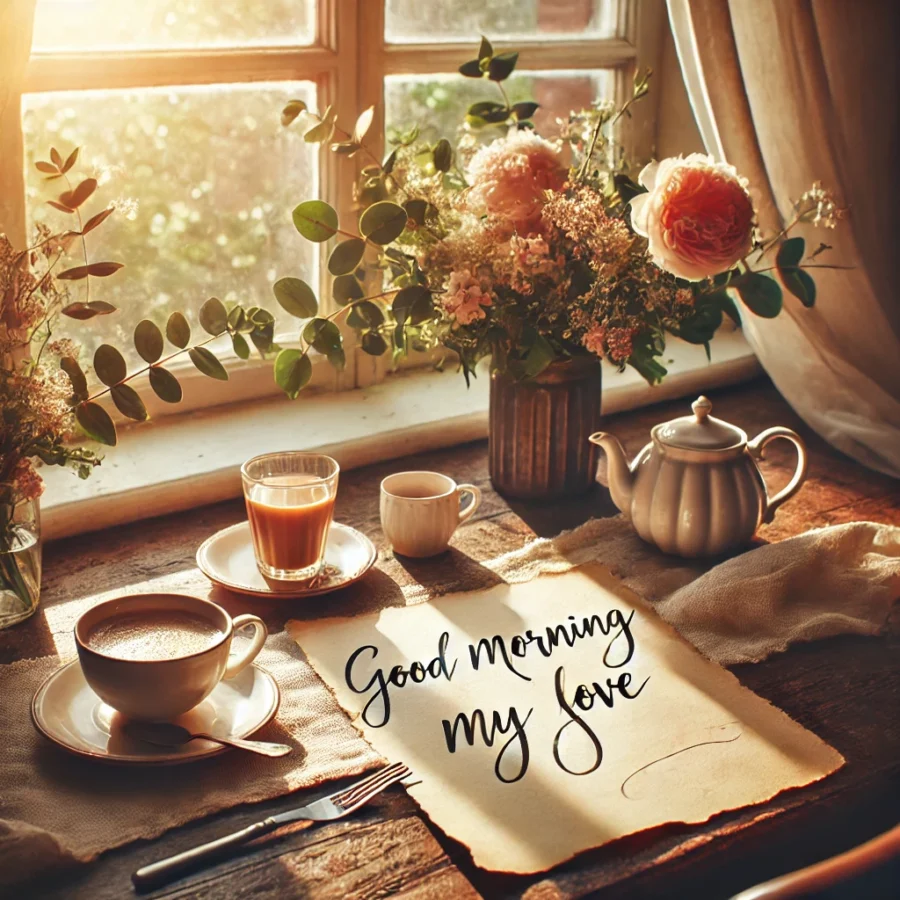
[668,0,900,477]
[0,0,37,250]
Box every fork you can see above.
[132,761,411,892]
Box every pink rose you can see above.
[630,154,754,281]
[467,130,567,238]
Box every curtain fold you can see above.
[668,0,900,477]
[0,0,38,250]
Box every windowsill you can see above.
[41,331,761,541]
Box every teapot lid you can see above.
[653,396,746,451]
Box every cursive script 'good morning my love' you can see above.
[344,607,648,783]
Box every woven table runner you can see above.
[1,515,897,888]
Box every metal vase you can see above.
[489,358,602,501]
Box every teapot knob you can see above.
[691,396,712,423]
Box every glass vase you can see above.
[0,498,42,629]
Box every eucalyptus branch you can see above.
[63,173,91,303]
[331,123,382,168]
[74,332,223,408]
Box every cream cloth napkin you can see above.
[2,517,897,888]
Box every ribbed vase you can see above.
[488,358,602,501]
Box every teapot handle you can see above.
[747,427,809,523]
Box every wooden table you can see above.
[4,378,899,900]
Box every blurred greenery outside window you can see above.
[16,0,651,413]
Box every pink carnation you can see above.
[630,154,755,281]
[466,130,567,239]
[443,270,494,325]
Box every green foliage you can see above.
[292,200,338,242]
[75,402,117,446]
[432,139,453,172]
[61,300,117,320]
[488,52,518,82]
[359,201,408,245]
[328,238,366,276]
[189,346,228,380]
[274,349,312,399]
[111,384,148,422]
[733,272,783,318]
[166,312,191,349]
[148,366,182,403]
[93,344,126,386]
[361,331,387,355]
[199,297,228,335]
[303,318,345,370]
[776,237,816,307]
[133,320,163,363]
[333,273,365,305]
[60,357,88,401]
[273,277,318,318]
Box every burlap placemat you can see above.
[0,632,380,889]
[2,515,897,888]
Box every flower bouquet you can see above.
[276,39,842,498]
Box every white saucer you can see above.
[32,660,280,765]
[197,521,377,599]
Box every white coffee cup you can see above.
[380,471,482,558]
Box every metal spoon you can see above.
[122,721,292,758]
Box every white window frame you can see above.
[5,0,666,422]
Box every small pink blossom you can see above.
[466,130,567,238]
[582,325,607,358]
[443,269,494,325]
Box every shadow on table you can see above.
[503,483,619,538]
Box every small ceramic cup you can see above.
[75,593,267,721]
[380,471,481,558]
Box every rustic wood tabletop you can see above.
[3,378,899,900]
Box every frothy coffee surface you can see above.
[86,610,223,661]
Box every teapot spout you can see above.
[589,432,634,515]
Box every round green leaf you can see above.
[403,199,428,226]
[776,236,805,269]
[347,300,384,329]
[332,273,365,306]
[488,51,518,81]
[273,277,318,318]
[166,312,191,349]
[328,238,366,276]
[134,319,164,363]
[227,305,247,332]
[361,331,388,356]
[59,356,88,400]
[781,267,816,307]
[292,200,338,242]
[734,273,783,318]
[75,401,117,446]
[274,349,312,399]
[432,139,452,173]
[303,318,345,370]
[148,366,182,403]
[392,285,432,324]
[189,346,229,381]
[111,384,149,422]
[93,344,127,386]
[199,297,228,336]
[232,332,251,359]
[359,201,407,245]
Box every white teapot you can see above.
[588,396,808,557]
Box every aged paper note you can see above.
[288,564,843,873]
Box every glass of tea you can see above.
[241,452,339,581]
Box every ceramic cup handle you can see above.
[748,427,808,524]
[457,484,482,526]
[223,614,268,680]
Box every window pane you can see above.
[32,0,315,51]
[23,82,317,367]
[385,70,615,144]
[385,0,617,42]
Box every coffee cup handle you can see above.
[457,484,482,525]
[224,615,268,680]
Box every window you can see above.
[7,0,662,415]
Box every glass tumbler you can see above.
[241,452,339,581]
